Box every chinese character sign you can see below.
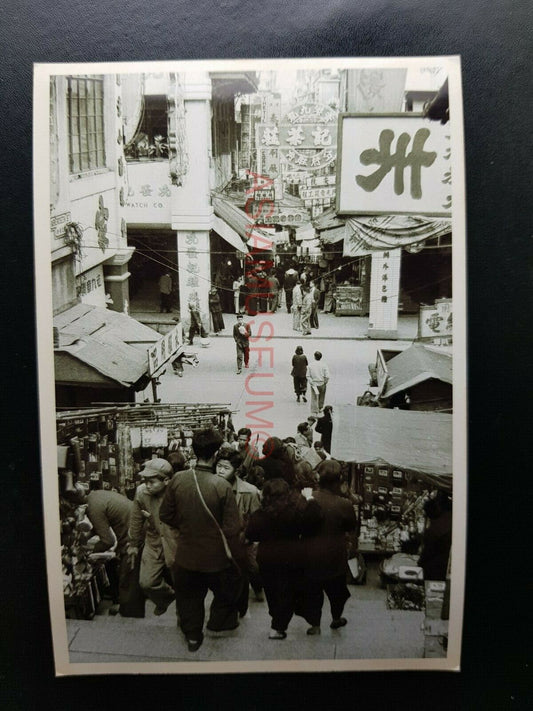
[337,115,451,215]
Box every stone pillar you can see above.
[170,72,213,331]
[103,247,135,313]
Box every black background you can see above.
[1,0,531,709]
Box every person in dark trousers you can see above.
[187,291,208,344]
[314,405,334,453]
[233,313,251,374]
[159,428,243,652]
[159,272,173,313]
[291,345,308,402]
[126,458,176,616]
[246,478,323,640]
[208,286,225,334]
[303,460,357,633]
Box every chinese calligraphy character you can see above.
[187,262,199,274]
[185,234,198,246]
[186,276,199,287]
[287,111,299,123]
[311,154,322,167]
[356,128,436,199]
[159,185,171,197]
[286,149,297,161]
[311,127,332,146]
[262,126,280,146]
[287,126,305,147]
[381,296,388,303]
[140,184,153,197]
[296,155,308,166]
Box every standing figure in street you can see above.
[292,280,303,331]
[159,271,173,313]
[303,460,357,633]
[308,351,330,416]
[208,286,225,335]
[126,459,176,616]
[284,265,299,313]
[233,275,244,314]
[267,270,280,312]
[215,450,263,613]
[310,280,320,329]
[159,428,243,653]
[233,313,251,374]
[187,290,208,345]
[245,270,259,316]
[291,345,308,403]
[300,285,313,336]
[245,478,323,640]
[314,405,334,453]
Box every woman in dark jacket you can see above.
[246,478,322,639]
[208,287,225,334]
[291,345,308,403]
[314,405,333,453]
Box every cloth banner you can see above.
[343,215,451,257]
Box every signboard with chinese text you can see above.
[337,114,451,216]
[258,103,338,173]
[418,298,453,342]
[299,186,336,200]
[76,265,106,307]
[249,203,309,226]
[147,323,183,376]
[367,249,402,338]
[141,427,168,448]
[51,211,72,240]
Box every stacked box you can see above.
[425,580,446,618]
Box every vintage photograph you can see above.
[34,56,466,674]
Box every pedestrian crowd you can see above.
[65,418,361,653]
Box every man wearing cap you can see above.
[126,458,175,616]
[233,313,252,375]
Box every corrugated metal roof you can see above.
[54,304,160,387]
[381,343,452,400]
[333,405,452,476]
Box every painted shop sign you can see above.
[76,265,104,299]
[419,298,453,341]
[337,114,451,216]
[147,323,183,376]
[249,204,310,225]
[299,186,336,200]
[258,102,338,172]
[50,211,72,239]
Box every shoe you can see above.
[236,369,242,374]
[306,626,321,636]
[330,617,347,629]
[108,603,120,616]
[244,363,249,368]
[187,635,203,652]
[206,622,239,637]
[154,598,173,616]
[268,629,287,640]
[302,395,307,403]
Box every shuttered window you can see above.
[67,76,106,173]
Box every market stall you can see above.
[57,403,235,619]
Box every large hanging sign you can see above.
[147,323,183,376]
[249,204,309,226]
[337,114,451,216]
[258,102,338,172]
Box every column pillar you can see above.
[103,247,135,313]
[170,72,213,332]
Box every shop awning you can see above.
[212,214,249,252]
[54,304,161,388]
[319,224,346,244]
[380,343,452,400]
[343,215,452,257]
[332,406,452,480]
[212,195,274,250]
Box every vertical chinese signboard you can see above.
[178,231,211,330]
[336,114,451,216]
[367,250,402,338]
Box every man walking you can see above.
[159,271,173,313]
[126,458,176,617]
[233,313,251,374]
[283,265,299,313]
[159,428,243,653]
[308,351,330,416]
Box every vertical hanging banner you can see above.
[337,114,451,216]
[367,249,402,339]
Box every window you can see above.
[67,76,106,173]
[124,95,169,161]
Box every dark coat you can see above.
[291,353,308,377]
[418,509,452,581]
[233,321,251,347]
[86,490,132,554]
[304,489,357,580]
[159,466,241,572]
[246,492,322,571]
[315,412,333,452]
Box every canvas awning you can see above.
[212,195,273,251]
[54,304,161,388]
[380,343,453,400]
[332,405,452,484]
[343,215,452,257]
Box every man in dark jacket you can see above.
[303,460,357,633]
[233,313,252,374]
[159,428,242,652]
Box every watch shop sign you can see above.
[337,114,451,216]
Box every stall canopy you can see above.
[343,215,452,257]
[212,195,272,250]
[54,304,161,388]
[333,405,452,489]
[380,343,452,400]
